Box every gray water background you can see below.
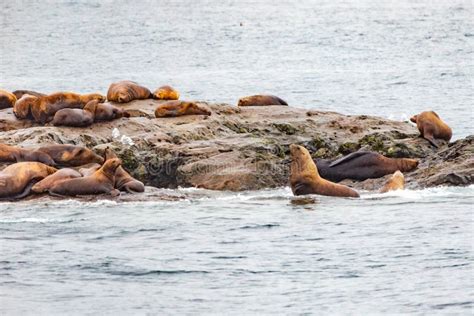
[0,0,473,314]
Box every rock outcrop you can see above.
[1,100,472,191]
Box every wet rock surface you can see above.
[1,100,472,191]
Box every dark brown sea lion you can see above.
[315,151,419,182]
[237,95,288,107]
[0,144,56,166]
[410,111,452,148]
[155,101,211,117]
[12,90,46,99]
[37,145,104,167]
[94,102,130,121]
[152,85,180,100]
[48,158,122,196]
[107,81,152,103]
[104,148,144,193]
[0,89,17,109]
[290,144,359,198]
[52,99,98,127]
[31,168,82,193]
[0,162,57,200]
[379,171,405,193]
[13,92,105,123]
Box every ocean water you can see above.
[0,0,473,314]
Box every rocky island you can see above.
[1,100,473,193]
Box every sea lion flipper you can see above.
[293,181,315,196]
[424,134,439,148]
[329,151,370,168]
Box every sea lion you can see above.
[104,148,144,193]
[290,144,359,198]
[107,81,152,103]
[0,144,56,166]
[14,92,105,123]
[48,158,122,196]
[410,111,452,148]
[155,100,211,117]
[152,85,180,100]
[379,171,405,193]
[237,95,288,107]
[31,168,82,193]
[12,90,46,99]
[315,151,419,182]
[37,145,104,167]
[13,94,37,119]
[94,102,130,121]
[0,162,57,200]
[52,99,97,127]
[0,89,17,109]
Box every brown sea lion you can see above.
[94,102,130,121]
[52,99,97,127]
[0,162,57,200]
[237,95,288,107]
[0,89,17,109]
[152,85,180,100]
[13,94,37,119]
[107,81,152,103]
[48,158,122,196]
[13,92,105,123]
[104,148,144,193]
[12,90,46,99]
[410,111,452,148]
[0,144,56,166]
[315,151,418,182]
[37,145,104,167]
[155,100,211,117]
[379,171,405,193]
[290,144,359,198]
[31,168,82,193]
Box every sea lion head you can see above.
[104,147,118,160]
[83,100,99,114]
[186,102,212,116]
[83,93,106,103]
[13,94,40,119]
[101,158,122,178]
[410,115,418,123]
[289,144,318,177]
[399,158,419,172]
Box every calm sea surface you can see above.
[0,0,473,314]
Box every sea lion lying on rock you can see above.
[94,102,130,121]
[0,144,56,166]
[153,85,180,100]
[379,171,405,193]
[104,148,144,193]
[0,89,17,109]
[12,90,46,99]
[52,99,98,127]
[410,111,452,148]
[155,100,211,117]
[0,162,57,200]
[37,144,104,167]
[290,144,359,197]
[237,95,288,107]
[315,151,418,182]
[13,92,106,123]
[32,168,82,193]
[107,81,152,103]
[48,158,122,197]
